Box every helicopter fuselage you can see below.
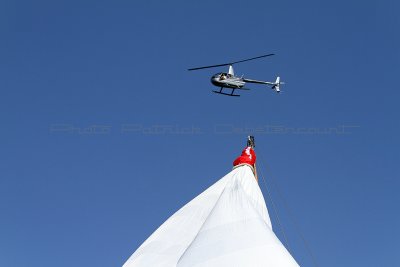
[211,73,246,89]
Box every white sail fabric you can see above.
[123,165,299,267]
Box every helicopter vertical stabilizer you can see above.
[272,77,281,93]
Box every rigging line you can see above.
[257,152,320,267]
[256,161,292,253]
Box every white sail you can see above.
[123,165,299,267]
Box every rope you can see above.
[256,159,292,254]
[257,151,320,267]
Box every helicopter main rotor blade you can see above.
[188,53,275,71]
[188,63,232,71]
[230,53,275,65]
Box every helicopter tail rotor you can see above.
[272,76,284,93]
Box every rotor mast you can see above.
[228,65,234,76]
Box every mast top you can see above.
[247,135,255,148]
[233,136,257,169]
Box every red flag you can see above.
[233,146,256,167]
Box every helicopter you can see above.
[188,53,283,97]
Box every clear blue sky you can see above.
[1,0,399,266]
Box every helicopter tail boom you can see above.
[243,76,284,93]
[243,76,283,93]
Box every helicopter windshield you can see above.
[212,73,227,78]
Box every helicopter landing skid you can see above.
[212,89,240,97]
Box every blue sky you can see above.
[1,0,399,266]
